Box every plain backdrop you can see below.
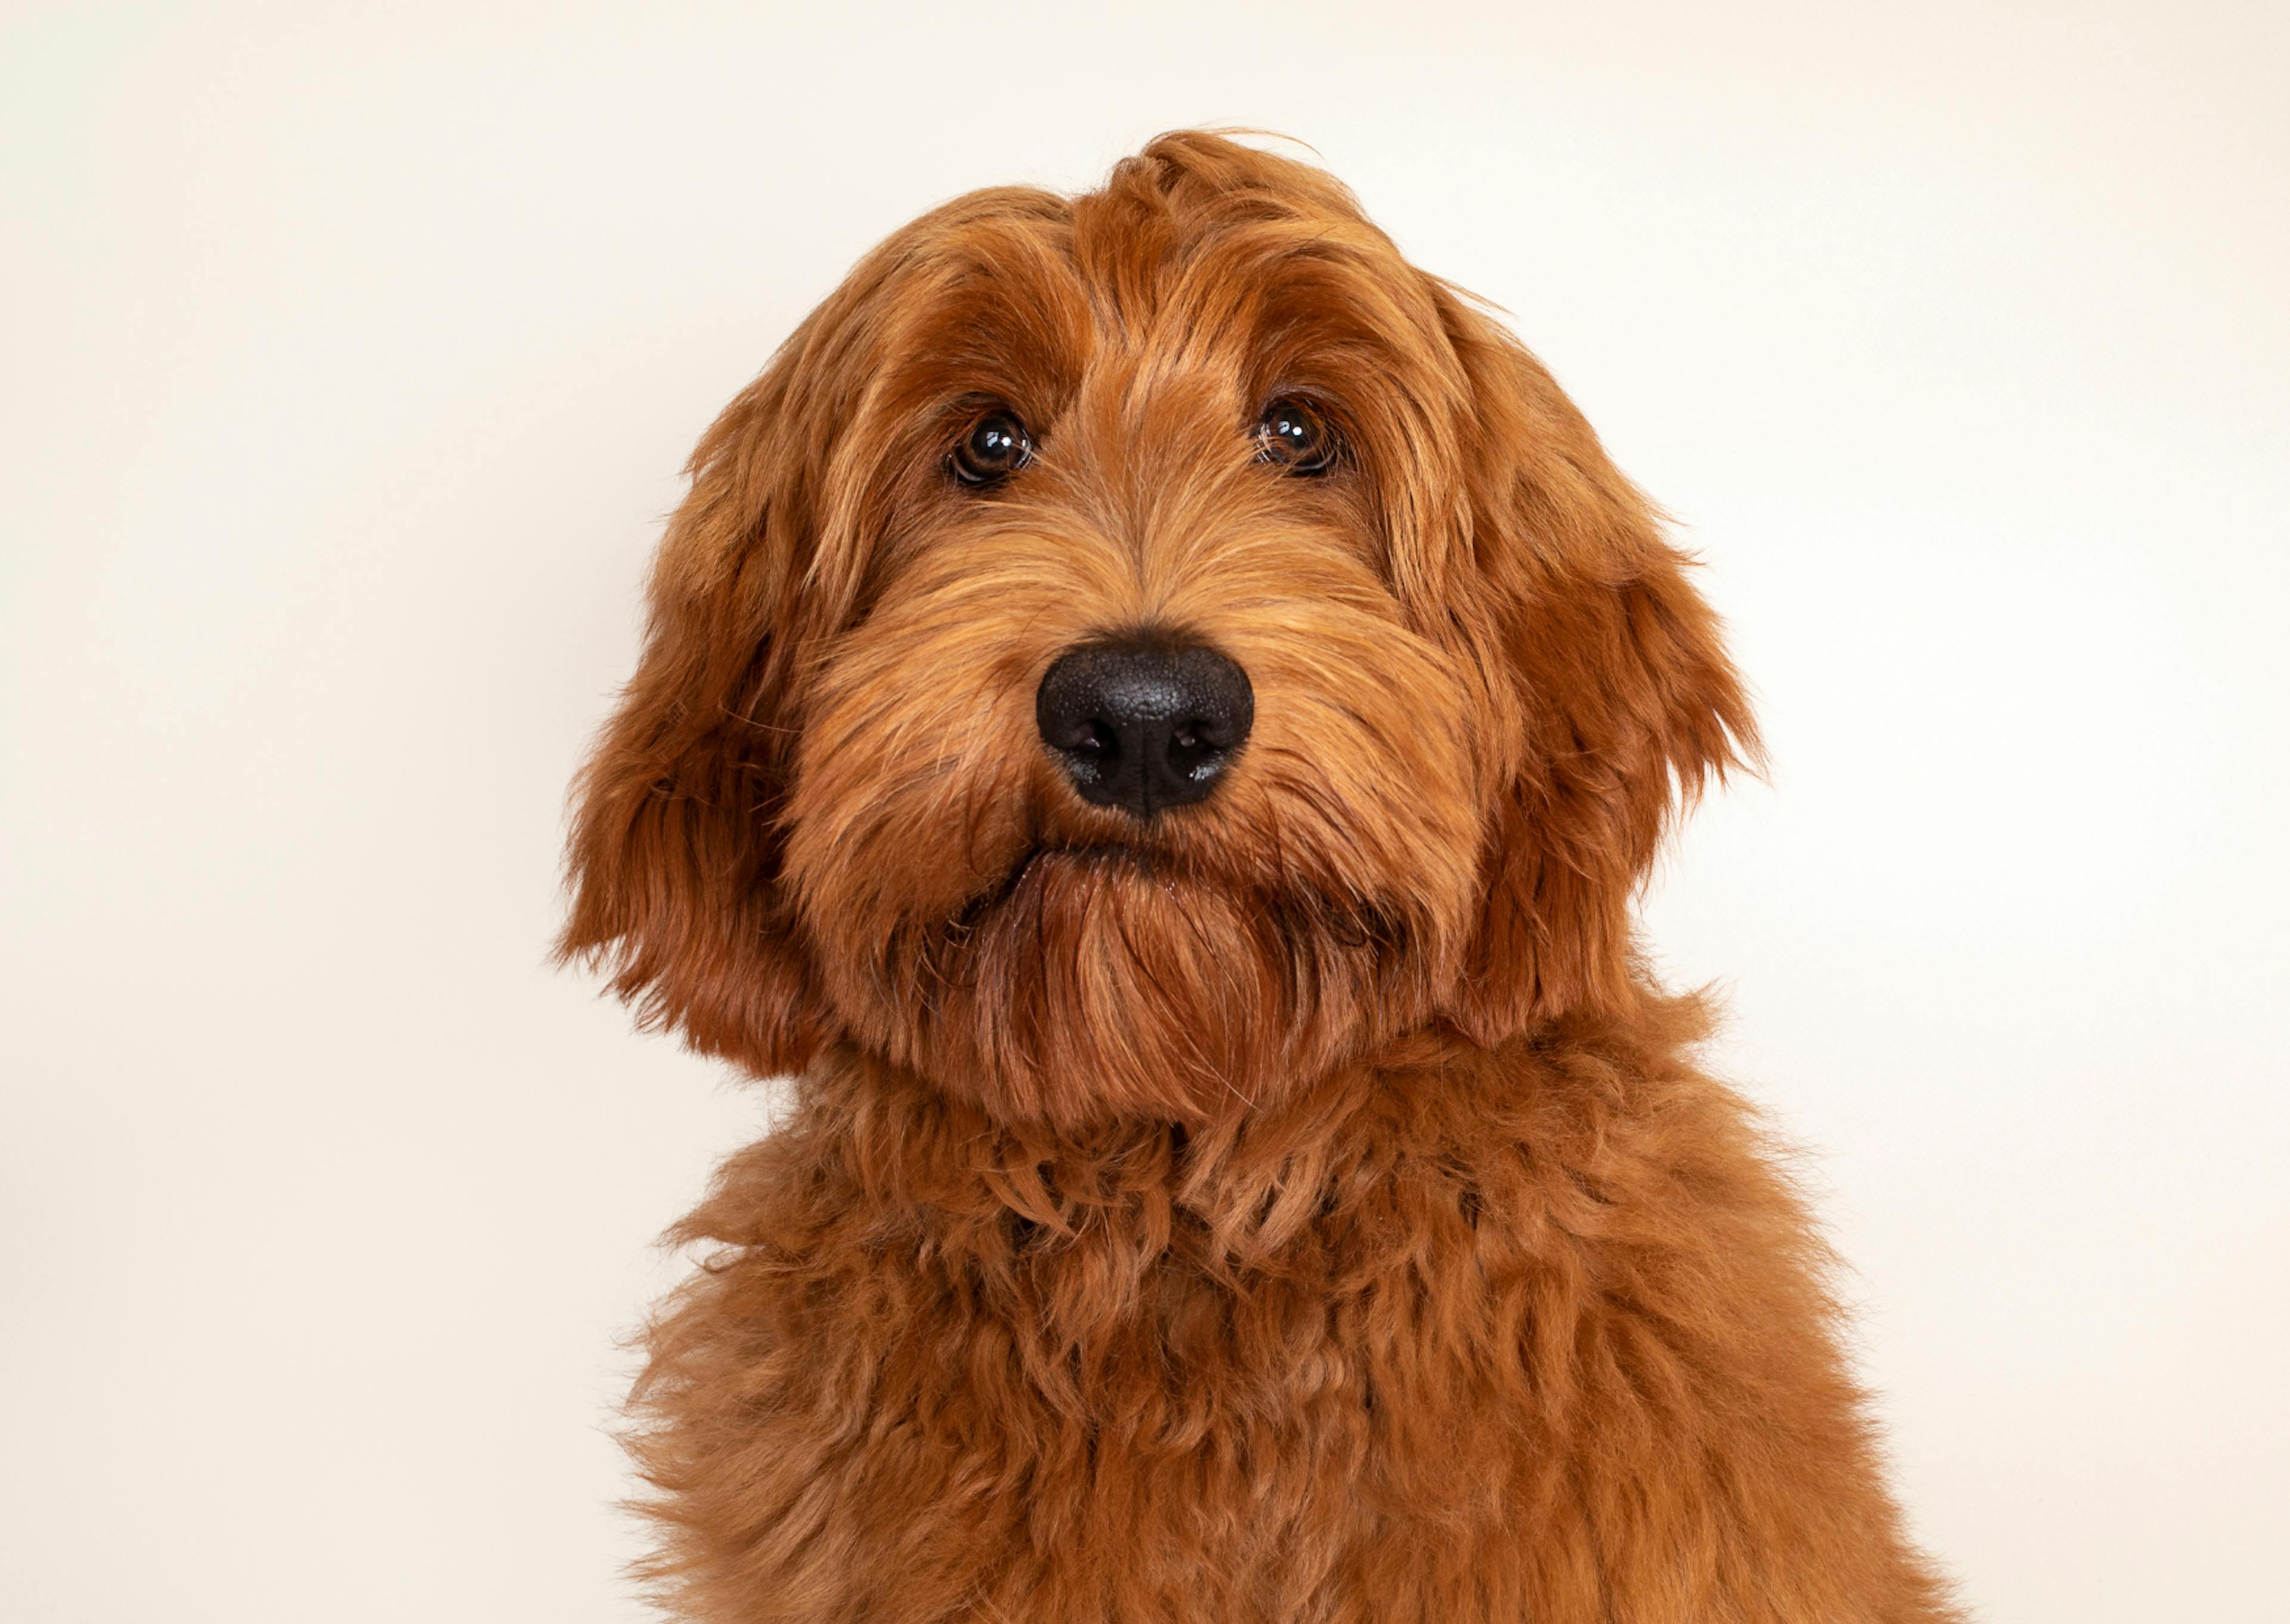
[4,2,2285,1620]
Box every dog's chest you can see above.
[653,1046,1735,1622]
[833,1138,1583,1607]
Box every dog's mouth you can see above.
[1013,842,1164,884]
[939,841,1171,940]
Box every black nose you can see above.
[1036,638,1254,817]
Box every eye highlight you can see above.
[1254,396,1338,475]
[949,408,1034,486]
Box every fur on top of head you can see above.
[560,130,1756,1130]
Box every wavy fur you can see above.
[561,131,1958,1622]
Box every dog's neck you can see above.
[701,992,1706,1283]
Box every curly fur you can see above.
[561,131,1960,1622]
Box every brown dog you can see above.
[561,131,1961,1623]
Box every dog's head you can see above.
[561,132,1754,1129]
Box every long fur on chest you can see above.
[626,991,1950,1623]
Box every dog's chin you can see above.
[828,837,1425,1132]
[946,838,1192,960]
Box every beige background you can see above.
[4,2,2285,1619]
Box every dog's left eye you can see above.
[1255,396,1337,475]
[949,408,1035,486]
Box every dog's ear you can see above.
[555,298,872,1077]
[561,190,1077,1078]
[1430,285,1760,1045]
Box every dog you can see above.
[560,131,1961,1623]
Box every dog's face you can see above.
[563,133,1753,1129]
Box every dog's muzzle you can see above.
[1035,637,1254,819]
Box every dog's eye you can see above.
[949,408,1034,486]
[1255,396,1337,475]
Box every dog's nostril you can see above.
[1036,638,1254,818]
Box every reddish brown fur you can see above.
[561,132,1960,1622]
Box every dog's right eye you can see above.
[949,409,1034,487]
[1255,396,1338,475]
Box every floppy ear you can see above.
[561,188,1082,1078]
[556,321,855,1077]
[1432,287,1760,1045]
